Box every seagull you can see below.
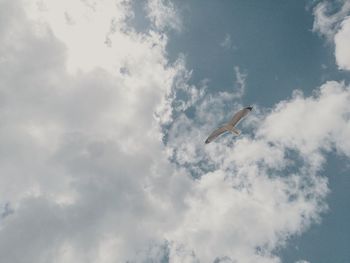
[205,106,253,144]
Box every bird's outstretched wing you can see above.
[229,107,251,126]
[205,106,253,144]
[205,126,229,144]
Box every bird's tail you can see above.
[229,126,241,135]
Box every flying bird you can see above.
[205,106,253,144]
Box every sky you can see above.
[0,0,349,263]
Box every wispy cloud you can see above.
[147,0,182,31]
[312,0,350,40]
[220,33,233,49]
[313,0,350,70]
[233,66,247,98]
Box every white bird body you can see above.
[205,106,253,144]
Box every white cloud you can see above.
[334,16,350,70]
[258,82,350,158]
[220,34,232,49]
[0,0,186,262]
[234,66,247,98]
[147,0,182,31]
[313,0,350,70]
[1,1,350,263]
[312,0,350,40]
[23,0,134,74]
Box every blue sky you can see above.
[0,0,350,263]
[165,1,348,103]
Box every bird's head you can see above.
[246,106,253,111]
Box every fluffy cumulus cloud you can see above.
[0,1,185,262]
[1,1,350,263]
[313,0,350,70]
[334,16,350,70]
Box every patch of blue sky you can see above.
[166,0,350,106]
